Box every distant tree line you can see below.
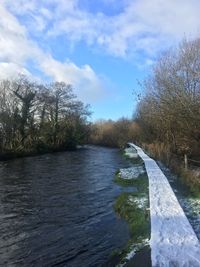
[0,76,91,158]
[89,118,141,148]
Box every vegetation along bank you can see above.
[109,147,151,266]
[90,38,200,197]
[0,76,91,160]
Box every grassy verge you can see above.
[114,172,148,191]
[178,169,200,198]
[123,153,144,165]
[111,155,151,266]
[114,192,149,239]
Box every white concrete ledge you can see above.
[128,143,200,267]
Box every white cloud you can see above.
[4,0,200,60]
[38,0,200,58]
[1,0,200,102]
[0,2,105,102]
[0,4,39,64]
[39,56,105,101]
[0,62,31,79]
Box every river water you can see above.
[0,146,133,267]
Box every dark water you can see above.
[0,146,133,267]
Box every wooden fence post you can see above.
[184,154,188,170]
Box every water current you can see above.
[0,146,133,266]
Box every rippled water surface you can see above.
[0,146,132,266]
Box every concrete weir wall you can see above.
[128,143,200,267]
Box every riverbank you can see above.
[110,148,151,266]
[0,145,80,161]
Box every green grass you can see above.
[110,152,150,265]
[111,189,150,266]
[114,192,150,240]
[131,157,144,165]
[123,153,144,165]
[114,172,149,193]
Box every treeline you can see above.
[90,38,200,194]
[0,76,91,159]
[91,39,200,167]
[135,38,200,194]
[136,38,200,163]
[90,118,141,148]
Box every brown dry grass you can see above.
[142,142,200,196]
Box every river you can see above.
[0,146,133,266]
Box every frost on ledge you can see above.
[128,143,200,267]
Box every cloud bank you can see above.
[0,1,104,102]
[1,0,200,101]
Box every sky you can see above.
[1,0,200,120]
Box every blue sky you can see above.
[0,0,200,120]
